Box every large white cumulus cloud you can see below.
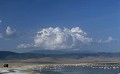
[18,27,92,50]
[34,27,92,50]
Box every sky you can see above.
[0,0,120,52]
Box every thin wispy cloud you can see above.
[0,34,3,38]
[0,26,17,39]
[0,20,2,23]
[6,26,16,37]
[17,44,33,49]
[98,36,114,43]
[0,20,2,25]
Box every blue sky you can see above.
[0,0,120,52]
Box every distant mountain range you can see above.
[28,50,95,54]
[0,50,120,60]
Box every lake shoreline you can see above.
[0,62,120,74]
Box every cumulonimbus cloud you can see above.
[17,27,93,50]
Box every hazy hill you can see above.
[0,51,120,60]
[28,50,95,54]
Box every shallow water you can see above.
[0,65,119,74]
[35,66,119,74]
